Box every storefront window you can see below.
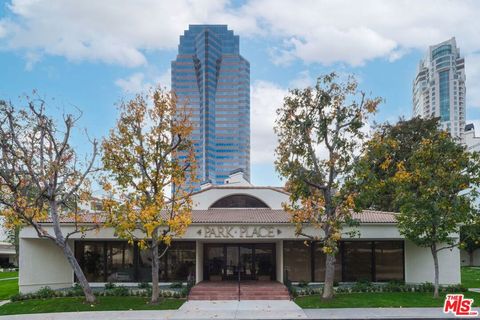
[313,243,342,282]
[138,248,153,282]
[343,241,373,282]
[76,240,195,282]
[255,244,275,280]
[205,245,225,281]
[283,241,311,282]
[375,241,404,281]
[75,242,105,282]
[106,242,134,282]
[166,242,196,281]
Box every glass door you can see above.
[239,245,254,280]
[225,245,239,280]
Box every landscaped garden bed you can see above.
[295,291,480,308]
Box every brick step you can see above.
[189,296,238,300]
[190,288,238,292]
[240,296,290,300]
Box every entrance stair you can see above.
[188,281,290,300]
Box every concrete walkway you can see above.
[0,304,478,319]
[304,307,480,319]
[173,300,307,319]
[0,277,18,281]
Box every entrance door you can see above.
[204,243,275,281]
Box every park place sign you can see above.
[201,225,280,239]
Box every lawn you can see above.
[295,291,480,308]
[0,279,18,300]
[0,296,184,316]
[0,271,18,279]
[462,266,480,288]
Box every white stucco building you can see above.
[18,172,461,293]
[465,123,480,153]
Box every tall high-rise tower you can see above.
[413,37,466,140]
[172,25,250,190]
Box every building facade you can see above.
[465,123,480,153]
[171,25,250,189]
[18,172,460,293]
[413,37,466,141]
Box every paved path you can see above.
[304,307,480,319]
[0,304,478,319]
[0,277,18,281]
[173,300,307,319]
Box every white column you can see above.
[276,240,283,283]
[195,241,204,283]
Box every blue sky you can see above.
[1,0,480,189]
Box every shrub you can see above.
[111,286,129,296]
[36,286,56,299]
[105,282,116,290]
[352,280,373,292]
[298,280,309,288]
[138,282,151,289]
[169,282,183,289]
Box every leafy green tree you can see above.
[274,73,381,299]
[351,117,440,212]
[353,119,480,297]
[460,224,480,266]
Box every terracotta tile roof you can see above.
[53,209,397,224]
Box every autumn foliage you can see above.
[101,88,196,304]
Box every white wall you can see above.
[19,238,73,293]
[405,240,460,285]
[192,188,289,209]
[460,248,480,266]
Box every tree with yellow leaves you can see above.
[0,97,99,303]
[102,88,196,304]
[274,73,381,299]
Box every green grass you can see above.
[295,291,480,308]
[0,279,18,300]
[0,271,18,279]
[462,266,480,288]
[0,296,185,315]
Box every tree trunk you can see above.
[50,201,95,303]
[151,240,160,304]
[322,253,336,299]
[60,241,96,303]
[431,244,440,298]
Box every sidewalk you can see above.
[1,304,477,319]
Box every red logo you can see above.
[444,294,478,317]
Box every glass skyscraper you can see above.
[172,25,250,190]
[413,37,466,140]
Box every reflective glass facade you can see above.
[75,241,196,282]
[413,38,466,140]
[283,241,404,282]
[172,25,250,190]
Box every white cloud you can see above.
[250,80,286,165]
[115,73,148,94]
[0,0,258,67]
[466,53,480,109]
[115,68,171,94]
[1,0,480,70]
[249,0,480,66]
